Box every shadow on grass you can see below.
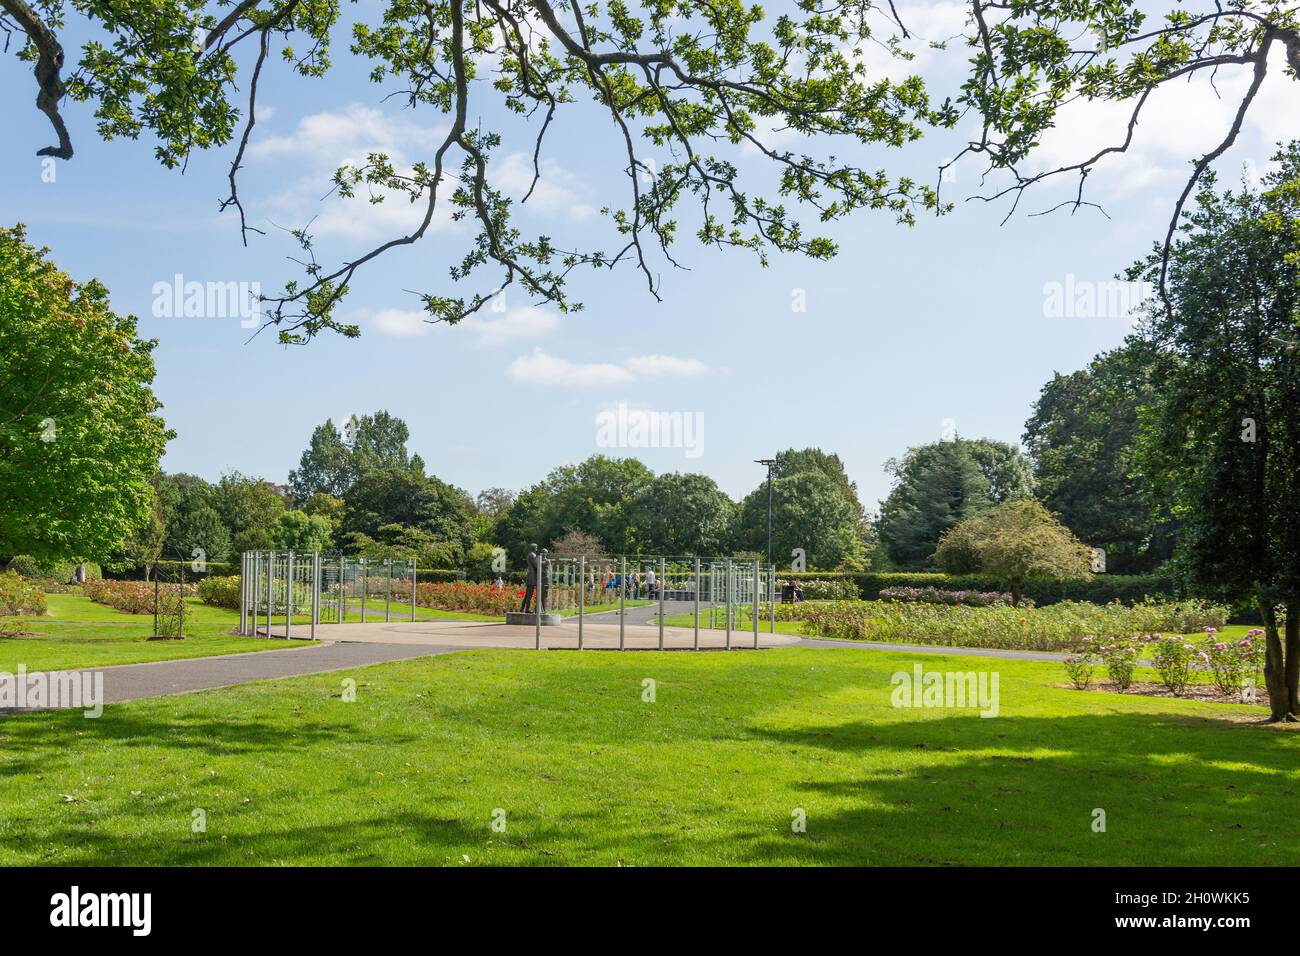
[728,710,1300,866]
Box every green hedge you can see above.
[776,572,1183,606]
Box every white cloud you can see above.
[370,308,433,337]
[493,152,598,220]
[358,304,562,344]
[623,354,711,377]
[460,305,560,345]
[1015,45,1299,202]
[249,104,456,243]
[509,350,633,387]
[507,348,714,387]
[249,104,448,162]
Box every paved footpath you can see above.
[8,618,1068,709]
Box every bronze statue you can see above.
[520,543,540,613]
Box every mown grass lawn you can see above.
[1,595,309,672]
[0,646,1294,866]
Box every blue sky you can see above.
[3,1,1294,511]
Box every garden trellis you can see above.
[239,549,778,650]
[526,555,778,650]
[240,551,416,639]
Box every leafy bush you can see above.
[1201,628,1262,696]
[1150,635,1197,696]
[1062,653,1098,689]
[0,571,47,616]
[84,579,196,614]
[878,586,1020,607]
[1093,636,1141,690]
[792,578,861,601]
[844,571,1185,606]
[197,575,241,609]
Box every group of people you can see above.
[519,544,666,614]
[780,580,804,604]
[600,567,660,600]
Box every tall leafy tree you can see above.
[626,472,735,556]
[771,448,866,520]
[1024,344,1177,571]
[1130,150,1300,722]
[341,467,474,556]
[734,470,861,570]
[877,439,1032,570]
[0,225,170,562]
[212,471,287,554]
[288,420,352,502]
[496,455,654,561]
[349,411,422,475]
[161,473,232,565]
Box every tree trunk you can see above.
[1285,601,1300,720]
[1010,578,1023,607]
[1261,600,1296,722]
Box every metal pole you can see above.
[239,552,247,635]
[578,556,585,650]
[360,557,367,624]
[657,557,666,649]
[411,561,417,621]
[266,550,274,638]
[285,551,294,640]
[385,559,392,622]
[253,551,261,637]
[769,563,776,633]
[725,557,732,650]
[766,465,773,567]
[710,563,716,629]
[753,559,760,648]
[619,555,626,651]
[311,552,320,641]
[693,557,700,650]
[535,554,543,650]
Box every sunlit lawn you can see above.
[1,594,308,672]
[1,645,1294,866]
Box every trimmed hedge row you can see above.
[412,568,1182,605]
[767,572,1182,606]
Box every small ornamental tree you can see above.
[935,499,1092,606]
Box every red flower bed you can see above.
[84,579,196,614]
[414,581,522,615]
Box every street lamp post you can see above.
[754,458,774,567]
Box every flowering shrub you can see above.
[83,579,196,614]
[415,581,523,615]
[878,586,1020,607]
[1150,635,1197,696]
[1202,628,1261,696]
[1129,598,1229,634]
[1095,636,1141,690]
[797,579,862,601]
[1063,652,1098,689]
[787,598,1228,653]
[0,571,46,616]
[198,575,241,609]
